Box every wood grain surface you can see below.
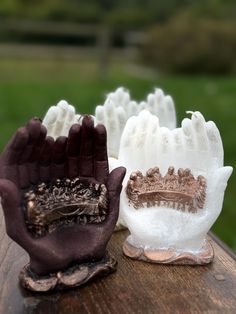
[0,209,236,314]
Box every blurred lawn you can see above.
[0,57,235,250]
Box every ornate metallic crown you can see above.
[126,167,206,213]
[24,178,108,237]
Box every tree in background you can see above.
[141,0,236,74]
[4,0,235,26]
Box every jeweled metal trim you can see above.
[126,167,206,213]
[24,178,108,237]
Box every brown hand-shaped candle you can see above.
[0,116,126,292]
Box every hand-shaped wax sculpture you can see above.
[43,100,82,138]
[95,87,176,159]
[119,110,232,265]
[96,87,176,230]
[0,116,126,292]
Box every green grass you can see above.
[0,57,236,250]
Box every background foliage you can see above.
[142,18,236,74]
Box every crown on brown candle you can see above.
[24,178,108,237]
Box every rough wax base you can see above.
[123,238,214,265]
[119,110,233,263]
[20,252,117,292]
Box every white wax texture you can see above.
[119,110,232,252]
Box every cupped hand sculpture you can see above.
[95,87,176,159]
[95,87,176,231]
[0,116,125,292]
[119,110,232,265]
[42,100,82,138]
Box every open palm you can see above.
[0,116,125,276]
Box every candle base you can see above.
[19,252,117,292]
[123,239,214,265]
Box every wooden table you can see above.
[0,209,236,314]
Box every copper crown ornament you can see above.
[126,167,206,213]
[24,178,108,237]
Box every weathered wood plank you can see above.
[0,208,235,314]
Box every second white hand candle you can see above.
[118,110,232,264]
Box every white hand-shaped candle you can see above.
[144,88,176,130]
[95,98,127,159]
[42,100,81,138]
[95,87,177,230]
[95,87,176,159]
[119,110,232,264]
